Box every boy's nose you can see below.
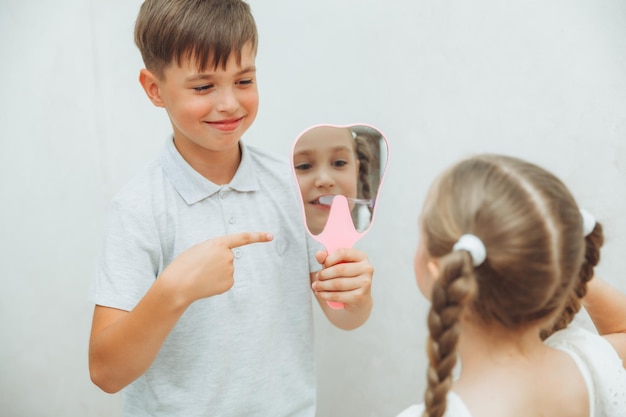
[216,87,239,113]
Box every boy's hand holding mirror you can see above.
[291,124,389,309]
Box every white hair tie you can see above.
[453,234,486,267]
[580,209,596,237]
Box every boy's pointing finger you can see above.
[222,232,274,249]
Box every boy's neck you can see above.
[173,137,242,185]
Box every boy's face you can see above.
[143,42,258,158]
[293,126,360,235]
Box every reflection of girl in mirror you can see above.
[353,132,373,229]
[293,126,373,235]
[397,154,626,417]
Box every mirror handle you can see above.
[314,195,364,310]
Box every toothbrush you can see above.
[318,195,375,209]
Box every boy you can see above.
[88,1,374,416]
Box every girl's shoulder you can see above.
[546,325,626,417]
[395,392,472,417]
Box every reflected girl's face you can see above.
[293,126,359,235]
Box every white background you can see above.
[1,1,625,416]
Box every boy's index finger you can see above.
[222,232,274,249]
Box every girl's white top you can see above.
[395,325,626,417]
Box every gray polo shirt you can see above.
[91,137,320,417]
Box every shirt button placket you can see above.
[219,187,241,259]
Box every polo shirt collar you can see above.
[161,136,260,205]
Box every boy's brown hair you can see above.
[134,0,258,79]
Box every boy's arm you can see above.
[310,248,374,330]
[89,232,273,393]
[89,279,188,393]
[583,276,626,364]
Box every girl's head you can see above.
[416,154,603,417]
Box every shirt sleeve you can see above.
[89,197,161,311]
[305,233,324,274]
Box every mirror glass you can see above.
[291,124,389,236]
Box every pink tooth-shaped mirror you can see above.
[291,123,390,309]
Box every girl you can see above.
[398,154,626,417]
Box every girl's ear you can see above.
[427,259,440,281]
[138,69,165,108]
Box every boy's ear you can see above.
[138,69,165,108]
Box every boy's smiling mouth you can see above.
[207,117,244,132]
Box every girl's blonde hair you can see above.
[419,154,603,417]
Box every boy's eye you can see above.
[295,162,312,171]
[236,78,254,86]
[193,84,214,92]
